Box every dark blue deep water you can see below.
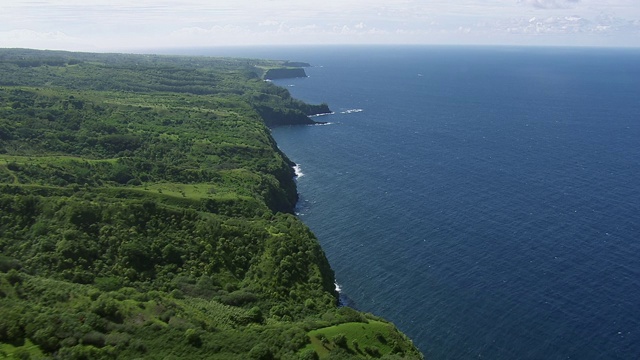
[182,46,640,359]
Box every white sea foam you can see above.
[293,164,304,178]
[309,112,335,117]
[340,108,363,114]
[335,282,342,293]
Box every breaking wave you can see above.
[340,108,363,114]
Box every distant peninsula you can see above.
[257,60,310,80]
[0,48,423,359]
[263,67,307,80]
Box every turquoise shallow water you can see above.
[177,46,640,359]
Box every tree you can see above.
[332,333,347,348]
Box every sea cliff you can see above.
[263,67,308,80]
[0,48,423,359]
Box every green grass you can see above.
[305,320,409,358]
[0,154,118,165]
[0,339,45,359]
[138,182,239,201]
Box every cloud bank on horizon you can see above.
[1,0,639,51]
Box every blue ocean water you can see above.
[184,46,640,359]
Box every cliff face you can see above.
[255,105,317,126]
[263,67,307,80]
[246,77,332,126]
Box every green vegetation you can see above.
[306,319,419,359]
[262,68,308,80]
[0,48,422,359]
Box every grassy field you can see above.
[306,320,418,358]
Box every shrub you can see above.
[247,306,263,324]
[316,333,329,346]
[364,346,381,357]
[375,332,387,344]
[184,328,202,347]
[337,306,367,323]
[94,276,122,292]
[0,308,25,343]
[219,290,257,306]
[248,343,273,360]
[170,289,185,299]
[352,339,360,352]
[130,339,147,353]
[7,269,23,286]
[299,349,319,360]
[0,255,21,272]
[13,348,31,360]
[57,344,104,359]
[60,337,78,347]
[92,294,123,322]
[332,333,347,348]
[81,331,106,348]
[304,298,316,310]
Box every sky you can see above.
[1,0,639,51]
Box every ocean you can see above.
[179,46,640,359]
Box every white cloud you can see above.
[285,24,320,34]
[0,0,639,49]
[0,29,87,50]
[520,0,580,9]
[258,20,281,27]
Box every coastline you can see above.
[0,48,423,359]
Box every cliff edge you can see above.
[263,67,308,80]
